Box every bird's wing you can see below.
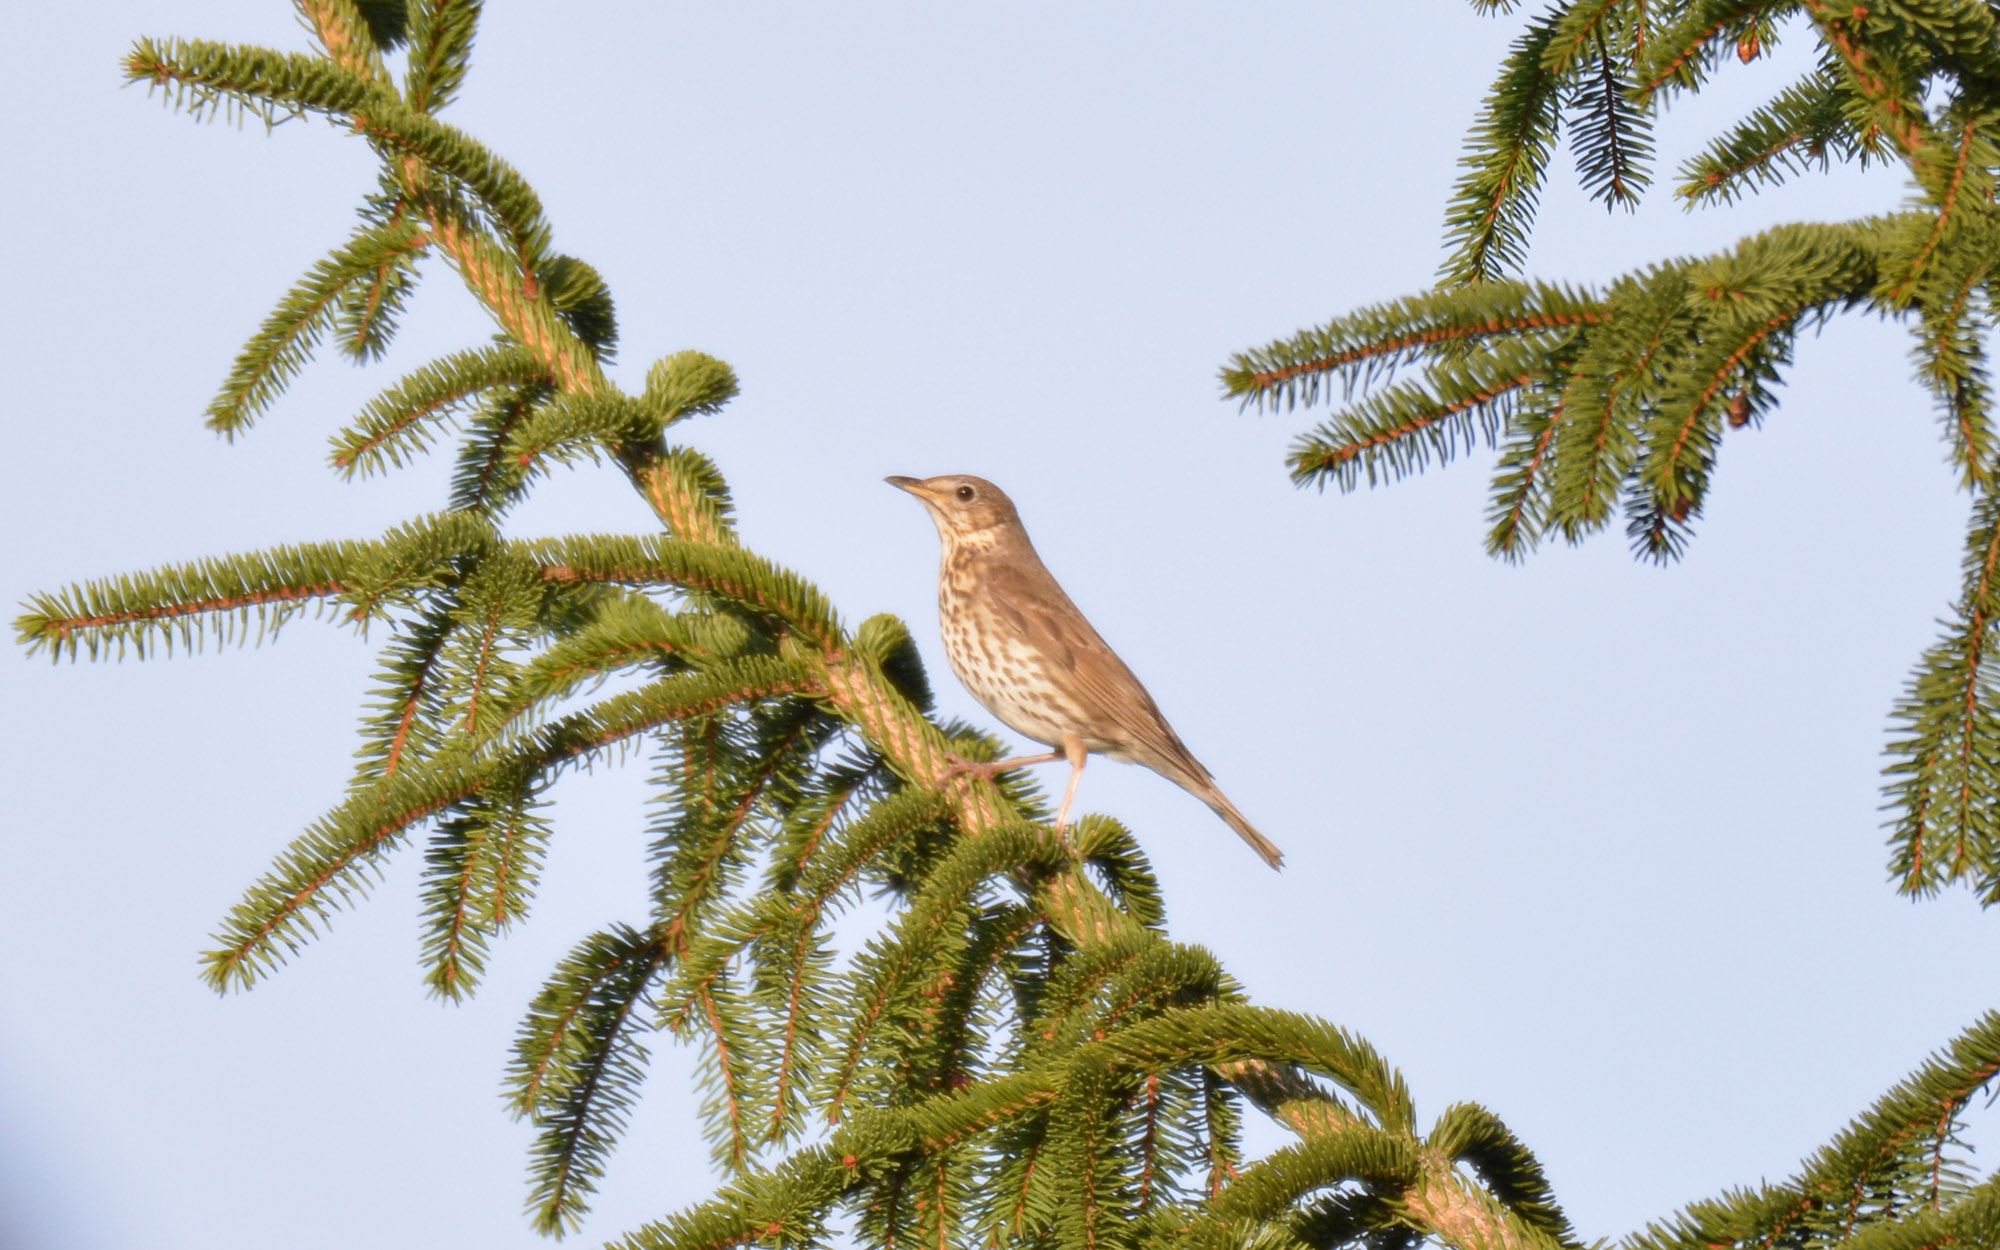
[981,557,1210,784]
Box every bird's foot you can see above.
[939,754,1010,783]
[939,748,1063,784]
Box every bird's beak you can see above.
[885,476,947,503]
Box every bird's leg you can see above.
[1052,735,1088,834]
[941,749,1063,782]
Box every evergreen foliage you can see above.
[20,4,2000,1248]
[1225,0,2000,906]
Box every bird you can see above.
[887,474,1283,870]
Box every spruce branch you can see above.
[643,351,742,427]
[539,254,620,363]
[350,0,411,53]
[1547,264,1696,540]
[352,603,458,783]
[925,903,1042,1095]
[339,529,556,788]
[1799,0,1934,159]
[1440,7,1571,284]
[1023,936,1169,1064]
[529,535,841,649]
[1885,489,2000,899]
[1046,1058,1137,1247]
[419,767,550,1000]
[337,510,499,626]
[1244,212,1891,565]
[504,397,742,544]
[691,976,772,1176]
[822,823,1069,1120]
[1069,814,1168,931]
[1625,222,1874,559]
[647,707,841,1169]
[762,755,895,893]
[1551,2,1657,210]
[1401,1164,1575,1250]
[1427,1103,1578,1247]
[404,0,481,114]
[442,547,546,736]
[1026,938,1236,1069]
[206,221,430,437]
[648,448,739,546]
[608,1132,873,1250]
[1884,102,2000,305]
[421,217,600,394]
[627,1004,1542,1250]
[1290,1189,1421,1250]
[1905,234,1998,487]
[510,923,672,1238]
[1288,334,1568,493]
[1200,1069,1245,1200]
[1622,304,1792,561]
[1223,281,1607,413]
[450,382,553,514]
[519,659,819,782]
[330,344,550,477]
[506,923,662,1118]
[1677,72,1862,206]
[756,907,841,1152]
[129,36,555,275]
[16,540,367,661]
[769,761,924,899]
[201,658,814,992]
[648,725,781,966]
[336,183,426,362]
[1235,0,2000,748]
[507,597,748,721]
[1544,0,1633,84]
[980,1105,1058,1244]
[1199,1122,1423,1230]
[659,789,952,1102]
[1635,0,1794,98]
[1875,0,2000,82]
[335,245,421,363]
[912,1155,967,1250]
[295,0,391,80]
[1486,377,1573,560]
[199,759,473,994]
[1570,38,1655,209]
[1838,1169,2000,1249]
[504,392,656,477]
[1098,1006,1417,1137]
[1626,1009,2000,1249]
[125,36,381,126]
[624,442,738,547]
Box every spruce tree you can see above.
[15,3,2000,1248]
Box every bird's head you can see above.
[886,475,1022,542]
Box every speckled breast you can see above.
[937,553,1085,748]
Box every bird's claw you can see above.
[940,753,1008,782]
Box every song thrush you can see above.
[888,474,1283,870]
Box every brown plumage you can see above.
[887,473,1283,870]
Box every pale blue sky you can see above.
[5,3,1997,1248]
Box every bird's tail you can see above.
[1198,785,1284,871]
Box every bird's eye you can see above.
[955,485,975,502]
